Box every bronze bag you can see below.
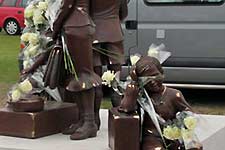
[43,38,66,89]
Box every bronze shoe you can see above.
[70,123,97,140]
[62,120,83,135]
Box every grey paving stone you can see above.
[0,110,224,150]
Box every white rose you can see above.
[181,128,194,141]
[29,33,39,45]
[33,9,45,25]
[24,19,32,27]
[130,54,140,65]
[23,60,30,69]
[101,71,115,87]
[19,79,33,93]
[24,5,35,18]
[21,33,30,42]
[11,89,21,102]
[163,126,181,140]
[28,45,39,57]
[184,116,197,130]
[23,44,33,58]
[148,48,159,58]
[37,1,48,11]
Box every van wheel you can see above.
[4,19,20,35]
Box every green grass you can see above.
[0,31,20,84]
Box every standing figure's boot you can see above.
[70,113,97,140]
[94,86,103,130]
[62,91,84,135]
[70,88,97,140]
[62,115,84,135]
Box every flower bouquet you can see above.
[162,111,203,150]
[7,79,45,112]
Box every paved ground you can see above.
[0,110,225,150]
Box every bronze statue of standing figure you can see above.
[91,0,128,129]
[52,0,101,140]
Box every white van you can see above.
[122,0,225,89]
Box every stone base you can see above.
[108,108,140,150]
[0,110,225,150]
[0,101,79,139]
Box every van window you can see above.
[19,0,28,7]
[1,0,17,7]
[145,0,223,4]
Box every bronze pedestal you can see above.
[108,108,140,150]
[0,101,79,139]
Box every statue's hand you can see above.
[21,67,34,76]
[118,82,139,113]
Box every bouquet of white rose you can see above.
[162,111,202,150]
[8,79,33,102]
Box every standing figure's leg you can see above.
[70,88,98,140]
[63,26,101,140]
[62,90,84,135]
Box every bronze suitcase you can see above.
[108,108,140,150]
[0,101,79,139]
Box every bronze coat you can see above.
[52,0,101,92]
[91,0,128,43]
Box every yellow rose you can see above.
[24,5,34,18]
[37,1,48,11]
[21,33,30,42]
[28,45,39,57]
[19,79,33,93]
[23,60,30,69]
[163,126,181,140]
[33,9,45,25]
[181,128,193,141]
[184,116,197,130]
[130,55,140,65]
[24,48,30,58]
[24,19,32,27]
[29,33,39,45]
[148,47,159,58]
[11,89,21,102]
[101,71,115,87]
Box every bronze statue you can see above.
[52,0,102,140]
[90,0,128,129]
[119,56,202,150]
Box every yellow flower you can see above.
[18,79,33,93]
[33,9,45,25]
[11,89,21,102]
[101,71,115,87]
[28,45,39,57]
[184,116,197,130]
[24,19,31,27]
[21,33,30,42]
[163,126,181,140]
[37,1,48,11]
[130,54,140,65]
[24,5,35,18]
[148,47,159,58]
[29,33,39,45]
[181,128,193,140]
[23,60,30,69]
